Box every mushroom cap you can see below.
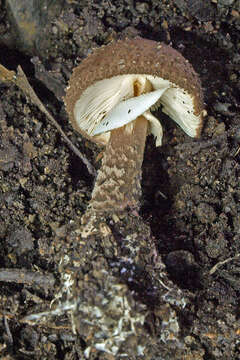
[65,37,204,146]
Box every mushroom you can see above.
[65,37,204,215]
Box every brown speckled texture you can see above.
[65,37,204,142]
[82,116,148,218]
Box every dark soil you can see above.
[0,0,240,359]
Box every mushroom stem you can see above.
[87,115,148,214]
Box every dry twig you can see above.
[209,253,240,275]
[0,64,96,176]
[0,268,55,290]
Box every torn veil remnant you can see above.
[65,37,204,215]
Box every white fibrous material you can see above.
[92,87,167,139]
[74,74,202,147]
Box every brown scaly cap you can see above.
[65,37,204,141]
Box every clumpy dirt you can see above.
[0,0,240,359]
